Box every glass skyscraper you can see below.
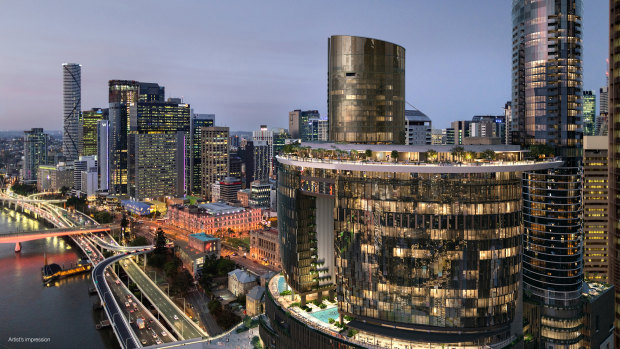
[583,90,596,136]
[512,1,586,347]
[81,108,108,157]
[190,114,215,196]
[22,128,48,182]
[610,0,620,343]
[128,98,190,200]
[328,35,405,144]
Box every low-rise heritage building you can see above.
[228,269,258,297]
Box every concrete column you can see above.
[300,294,306,307]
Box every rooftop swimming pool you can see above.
[277,275,287,294]
[309,307,339,324]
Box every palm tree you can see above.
[426,149,438,162]
[365,149,373,159]
[451,146,465,162]
[482,149,496,161]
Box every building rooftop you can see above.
[229,269,257,284]
[189,232,219,243]
[197,202,245,215]
[582,282,613,302]
[405,109,431,123]
[247,285,265,301]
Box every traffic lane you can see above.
[187,290,222,336]
[122,260,203,340]
[93,254,139,349]
[106,273,170,346]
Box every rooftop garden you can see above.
[280,144,526,164]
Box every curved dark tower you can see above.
[328,35,405,144]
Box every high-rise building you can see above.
[267,143,558,348]
[62,63,81,161]
[128,98,190,200]
[237,141,255,188]
[583,136,609,282]
[252,141,270,182]
[610,0,620,343]
[451,120,470,145]
[108,80,165,195]
[97,120,110,192]
[583,90,597,136]
[73,155,97,198]
[404,109,432,145]
[81,108,108,157]
[190,113,215,196]
[289,110,320,140]
[201,127,229,200]
[306,117,329,142]
[511,1,601,347]
[328,35,405,144]
[468,115,505,144]
[504,101,512,144]
[22,128,48,182]
[253,125,275,177]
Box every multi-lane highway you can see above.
[120,258,205,340]
[93,252,150,349]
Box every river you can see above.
[0,207,117,349]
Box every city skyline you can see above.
[0,1,608,132]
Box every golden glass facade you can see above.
[276,148,561,346]
[328,35,405,144]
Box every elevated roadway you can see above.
[93,249,155,348]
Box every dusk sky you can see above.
[0,1,609,131]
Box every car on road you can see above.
[161,331,167,337]
[125,302,130,307]
[115,279,121,285]
[141,339,147,345]
[173,315,179,320]
[156,339,163,344]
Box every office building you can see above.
[328,35,405,144]
[22,128,48,182]
[306,117,329,142]
[430,129,445,145]
[504,101,512,144]
[404,109,432,145]
[252,141,270,183]
[451,120,470,145]
[583,136,609,282]
[97,120,110,192]
[468,115,505,144]
[37,163,73,192]
[238,141,255,187]
[80,108,107,157]
[190,113,215,195]
[62,63,81,161]
[249,181,271,208]
[201,127,229,200]
[253,125,274,176]
[108,80,165,195]
[73,155,97,198]
[128,98,190,200]
[237,189,251,207]
[289,110,320,140]
[610,1,620,343]
[583,90,597,136]
[211,177,241,203]
[272,128,289,175]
